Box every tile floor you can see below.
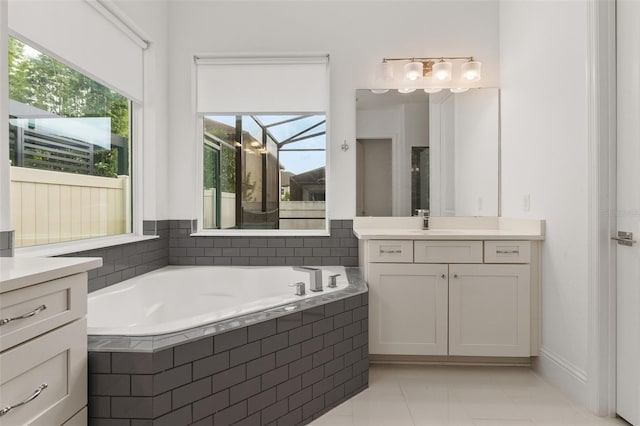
[311,364,630,426]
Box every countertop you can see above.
[352,217,545,241]
[0,257,103,293]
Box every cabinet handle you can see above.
[0,304,47,326]
[453,274,459,278]
[0,384,48,416]
[496,249,519,255]
[379,249,402,254]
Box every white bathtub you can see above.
[88,265,349,337]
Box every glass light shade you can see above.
[450,87,469,93]
[376,61,394,80]
[424,87,442,94]
[398,88,416,94]
[370,89,389,94]
[461,60,482,81]
[433,60,452,81]
[404,61,424,81]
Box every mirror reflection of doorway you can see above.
[356,138,392,216]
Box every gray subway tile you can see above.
[89,374,130,396]
[324,299,345,317]
[152,392,172,418]
[249,238,269,248]
[344,321,362,339]
[258,247,276,257]
[285,238,303,248]
[230,341,261,367]
[231,257,250,265]
[275,344,301,367]
[276,376,301,400]
[267,257,287,266]
[172,377,212,409]
[333,365,354,387]
[215,328,248,353]
[300,336,323,357]
[333,311,353,329]
[153,405,191,426]
[312,318,334,337]
[334,338,353,357]
[267,239,286,248]
[303,395,325,421]
[213,257,232,265]
[353,331,367,350]
[312,347,334,367]
[222,247,240,257]
[276,247,294,257]
[153,349,174,372]
[248,319,277,342]
[192,390,229,422]
[289,386,313,410]
[261,332,288,355]
[345,347,362,367]
[294,247,313,257]
[196,257,214,265]
[323,328,344,348]
[213,238,232,248]
[247,388,276,415]
[191,416,213,426]
[230,376,261,405]
[303,238,322,248]
[312,376,334,399]
[131,375,154,396]
[289,324,312,344]
[235,412,261,426]
[285,257,303,265]
[212,364,246,392]
[204,247,222,257]
[302,305,325,325]
[213,401,247,425]
[345,295,363,310]
[89,352,111,374]
[277,312,302,333]
[288,355,313,378]
[154,364,191,394]
[261,399,288,425]
[277,408,302,426]
[261,365,289,390]
[193,351,230,380]
[302,366,324,388]
[247,353,276,379]
[324,356,345,377]
[353,305,368,322]
[89,396,111,418]
[249,257,269,266]
[231,239,250,248]
[326,383,346,407]
[173,337,213,366]
[345,374,363,396]
[111,396,152,419]
[195,238,214,248]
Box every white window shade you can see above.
[196,56,329,113]
[8,0,145,102]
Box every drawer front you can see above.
[414,241,483,263]
[484,241,531,263]
[369,240,414,263]
[62,407,86,426]
[0,273,87,352]
[0,319,87,426]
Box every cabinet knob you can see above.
[441,274,446,279]
[453,274,459,278]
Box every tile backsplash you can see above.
[64,220,357,293]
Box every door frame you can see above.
[586,0,617,417]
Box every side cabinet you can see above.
[368,263,449,355]
[448,264,531,357]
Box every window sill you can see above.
[15,234,159,258]
[191,229,331,237]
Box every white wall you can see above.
[0,0,9,231]
[114,1,170,220]
[500,0,590,404]
[167,0,500,221]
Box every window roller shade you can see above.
[8,0,145,103]
[196,56,329,114]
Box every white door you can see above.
[368,263,448,355]
[617,1,640,424]
[355,138,392,216]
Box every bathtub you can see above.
[86,265,369,425]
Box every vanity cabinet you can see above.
[0,258,101,426]
[363,239,538,358]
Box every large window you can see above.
[203,114,326,230]
[8,37,132,247]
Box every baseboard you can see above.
[370,354,532,367]
[534,346,589,407]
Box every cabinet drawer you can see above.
[0,319,87,426]
[0,273,87,352]
[484,241,531,263]
[368,240,413,263]
[414,241,483,263]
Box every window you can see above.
[203,114,326,230]
[196,55,329,232]
[8,37,132,247]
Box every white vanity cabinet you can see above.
[0,257,101,426]
[361,234,541,359]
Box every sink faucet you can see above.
[416,209,430,230]
[293,266,323,292]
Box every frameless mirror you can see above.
[356,88,499,217]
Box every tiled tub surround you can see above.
[88,272,369,425]
[63,220,357,294]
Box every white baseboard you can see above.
[533,346,589,408]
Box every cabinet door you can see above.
[368,263,448,355]
[449,264,530,357]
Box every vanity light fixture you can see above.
[370,89,389,94]
[398,88,417,94]
[424,87,442,94]
[376,55,482,90]
[450,87,469,93]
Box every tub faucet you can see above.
[416,209,430,230]
[293,266,323,292]
[289,282,306,296]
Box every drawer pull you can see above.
[0,383,48,416]
[379,249,402,254]
[496,250,519,255]
[0,304,47,326]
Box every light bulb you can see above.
[404,61,424,81]
[461,60,482,81]
[370,89,389,94]
[424,88,442,94]
[450,87,469,93]
[432,60,452,82]
[398,88,416,94]
[376,61,394,80]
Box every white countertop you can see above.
[0,257,103,293]
[353,217,545,241]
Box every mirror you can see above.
[356,88,499,217]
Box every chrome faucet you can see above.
[293,266,323,292]
[416,209,430,230]
[289,282,306,296]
